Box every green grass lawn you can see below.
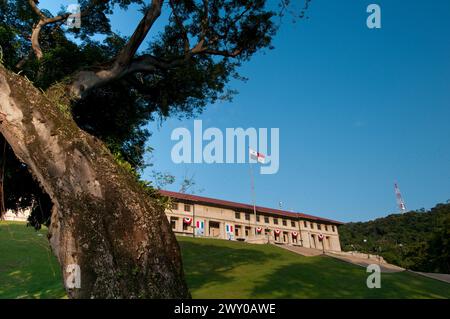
[0,222,65,299]
[1,221,449,299]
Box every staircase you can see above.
[276,244,405,273]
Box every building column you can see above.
[202,218,207,237]
[220,222,226,240]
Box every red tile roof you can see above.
[159,190,344,225]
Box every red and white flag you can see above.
[249,148,265,164]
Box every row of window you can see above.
[170,202,336,233]
[234,213,336,232]
[302,221,336,233]
[235,212,297,227]
[171,202,191,212]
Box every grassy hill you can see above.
[1,222,449,299]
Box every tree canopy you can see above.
[0,0,310,226]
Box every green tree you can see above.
[339,203,450,273]
[0,0,309,298]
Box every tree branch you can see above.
[114,0,164,67]
[199,48,243,57]
[29,0,71,59]
[28,0,107,60]
[168,0,190,53]
[63,0,248,99]
[67,1,165,98]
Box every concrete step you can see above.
[277,244,324,257]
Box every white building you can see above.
[161,190,343,251]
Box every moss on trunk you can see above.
[0,65,190,299]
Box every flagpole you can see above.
[249,160,258,237]
[192,204,196,238]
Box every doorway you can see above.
[209,221,220,237]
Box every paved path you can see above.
[410,271,450,284]
[325,252,405,273]
[274,244,450,282]
[277,244,324,257]
[277,244,404,273]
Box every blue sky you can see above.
[42,1,450,222]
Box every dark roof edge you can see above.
[159,190,344,225]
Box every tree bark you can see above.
[0,65,190,299]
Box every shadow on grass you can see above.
[249,257,365,299]
[249,257,450,299]
[179,240,278,292]
[0,222,66,299]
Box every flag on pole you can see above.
[249,148,266,164]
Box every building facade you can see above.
[1,209,30,222]
[161,190,343,252]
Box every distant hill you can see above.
[339,203,450,274]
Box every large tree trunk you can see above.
[0,65,190,299]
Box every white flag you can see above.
[249,148,265,164]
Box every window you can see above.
[170,202,178,210]
[256,215,260,222]
[311,223,315,229]
[184,204,191,212]
[303,221,308,228]
[235,225,241,237]
[245,213,250,221]
[183,223,189,231]
[170,217,178,230]
[282,219,287,226]
[273,218,279,225]
[235,212,241,219]
[264,217,270,224]
[332,225,336,232]
[291,221,296,227]
[317,224,322,230]
[325,225,328,231]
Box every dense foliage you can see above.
[0,0,309,227]
[339,202,450,274]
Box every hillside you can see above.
[339,203,450,273]
[1,222,449,299]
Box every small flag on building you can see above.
[225,224,235,240]
[196,220,205,236]
[183,217,192,225]
[249,148,266,164]
[196,220,205,229]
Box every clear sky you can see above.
[41,0,450,222]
